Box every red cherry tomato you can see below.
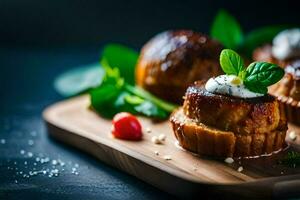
[112,112,142,140]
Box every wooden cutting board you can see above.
[43,95,300,199]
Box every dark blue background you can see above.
[0,0,299,199]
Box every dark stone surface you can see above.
[0,0,299,199]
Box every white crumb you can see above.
[224,157,234,164]
[237,166,243,172]
[289,131,297,141]
[158,134,166,142]
[151,136,161,144]
[146,127,152,133]
[163,155,172,160]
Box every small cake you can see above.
[135,30,223,104]
[170,49,287,157]
[253,28,300,68]
[270,60,300,125]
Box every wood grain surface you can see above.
[43,95,300,199]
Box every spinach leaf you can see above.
[124,84,177,112]
[211,9,243,50]
[101,44,139,85]
[54,63,104,97]
[90,61,176,119]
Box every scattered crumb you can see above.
[151,136,161,144]
[224,157,234,164]
[158,134,166,142]
[163,155,172,160]
[151,134,166,145]
[237,166,243,172]
[289,131,297,141]
[146,127,152,133]
[154,151,159,156]
[280,171,284,175]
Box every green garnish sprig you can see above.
[220,49,284,94]
[90,44,178,119]
[211,9,293,57]
[279,151,300,167]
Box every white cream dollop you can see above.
[205,75,264,98]
[272,28,300,60]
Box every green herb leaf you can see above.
[100,44,139,85]
[90,59,177,119]
[124,84,177,112]
[239,25,294,57]
[244,62,284,94]
[54,63,104,97]
[279,151,300,167]
[211,9,243,50]
[90,84,122,118]
[220,49,245,76]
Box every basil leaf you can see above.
[54,63,104,97]
[220,49,245,76]
[244,62,284,94]
[100,44,139,85]
[211,9,243,49]
[90,84,122,118]
[240,25,294,57]
[124,84,177,112]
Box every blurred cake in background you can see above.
[253,28,300,68]
[135,30,223,104]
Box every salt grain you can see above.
[28,140,34,146]
[20,150,25,155]
[224,157,234,164]
[52,160,58,165]
[0,139,6,144]
[289,131,297,141]
[27,152,33,157]
[154,151,159,156]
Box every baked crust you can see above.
[183,81,287,135]
[135,30,223,104]
[170,109,287,157]
[270,61,300,125]
[252,44,297,68]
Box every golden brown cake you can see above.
[135,30,223,104]
[270,60,300,125]
[170,82,287,157]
